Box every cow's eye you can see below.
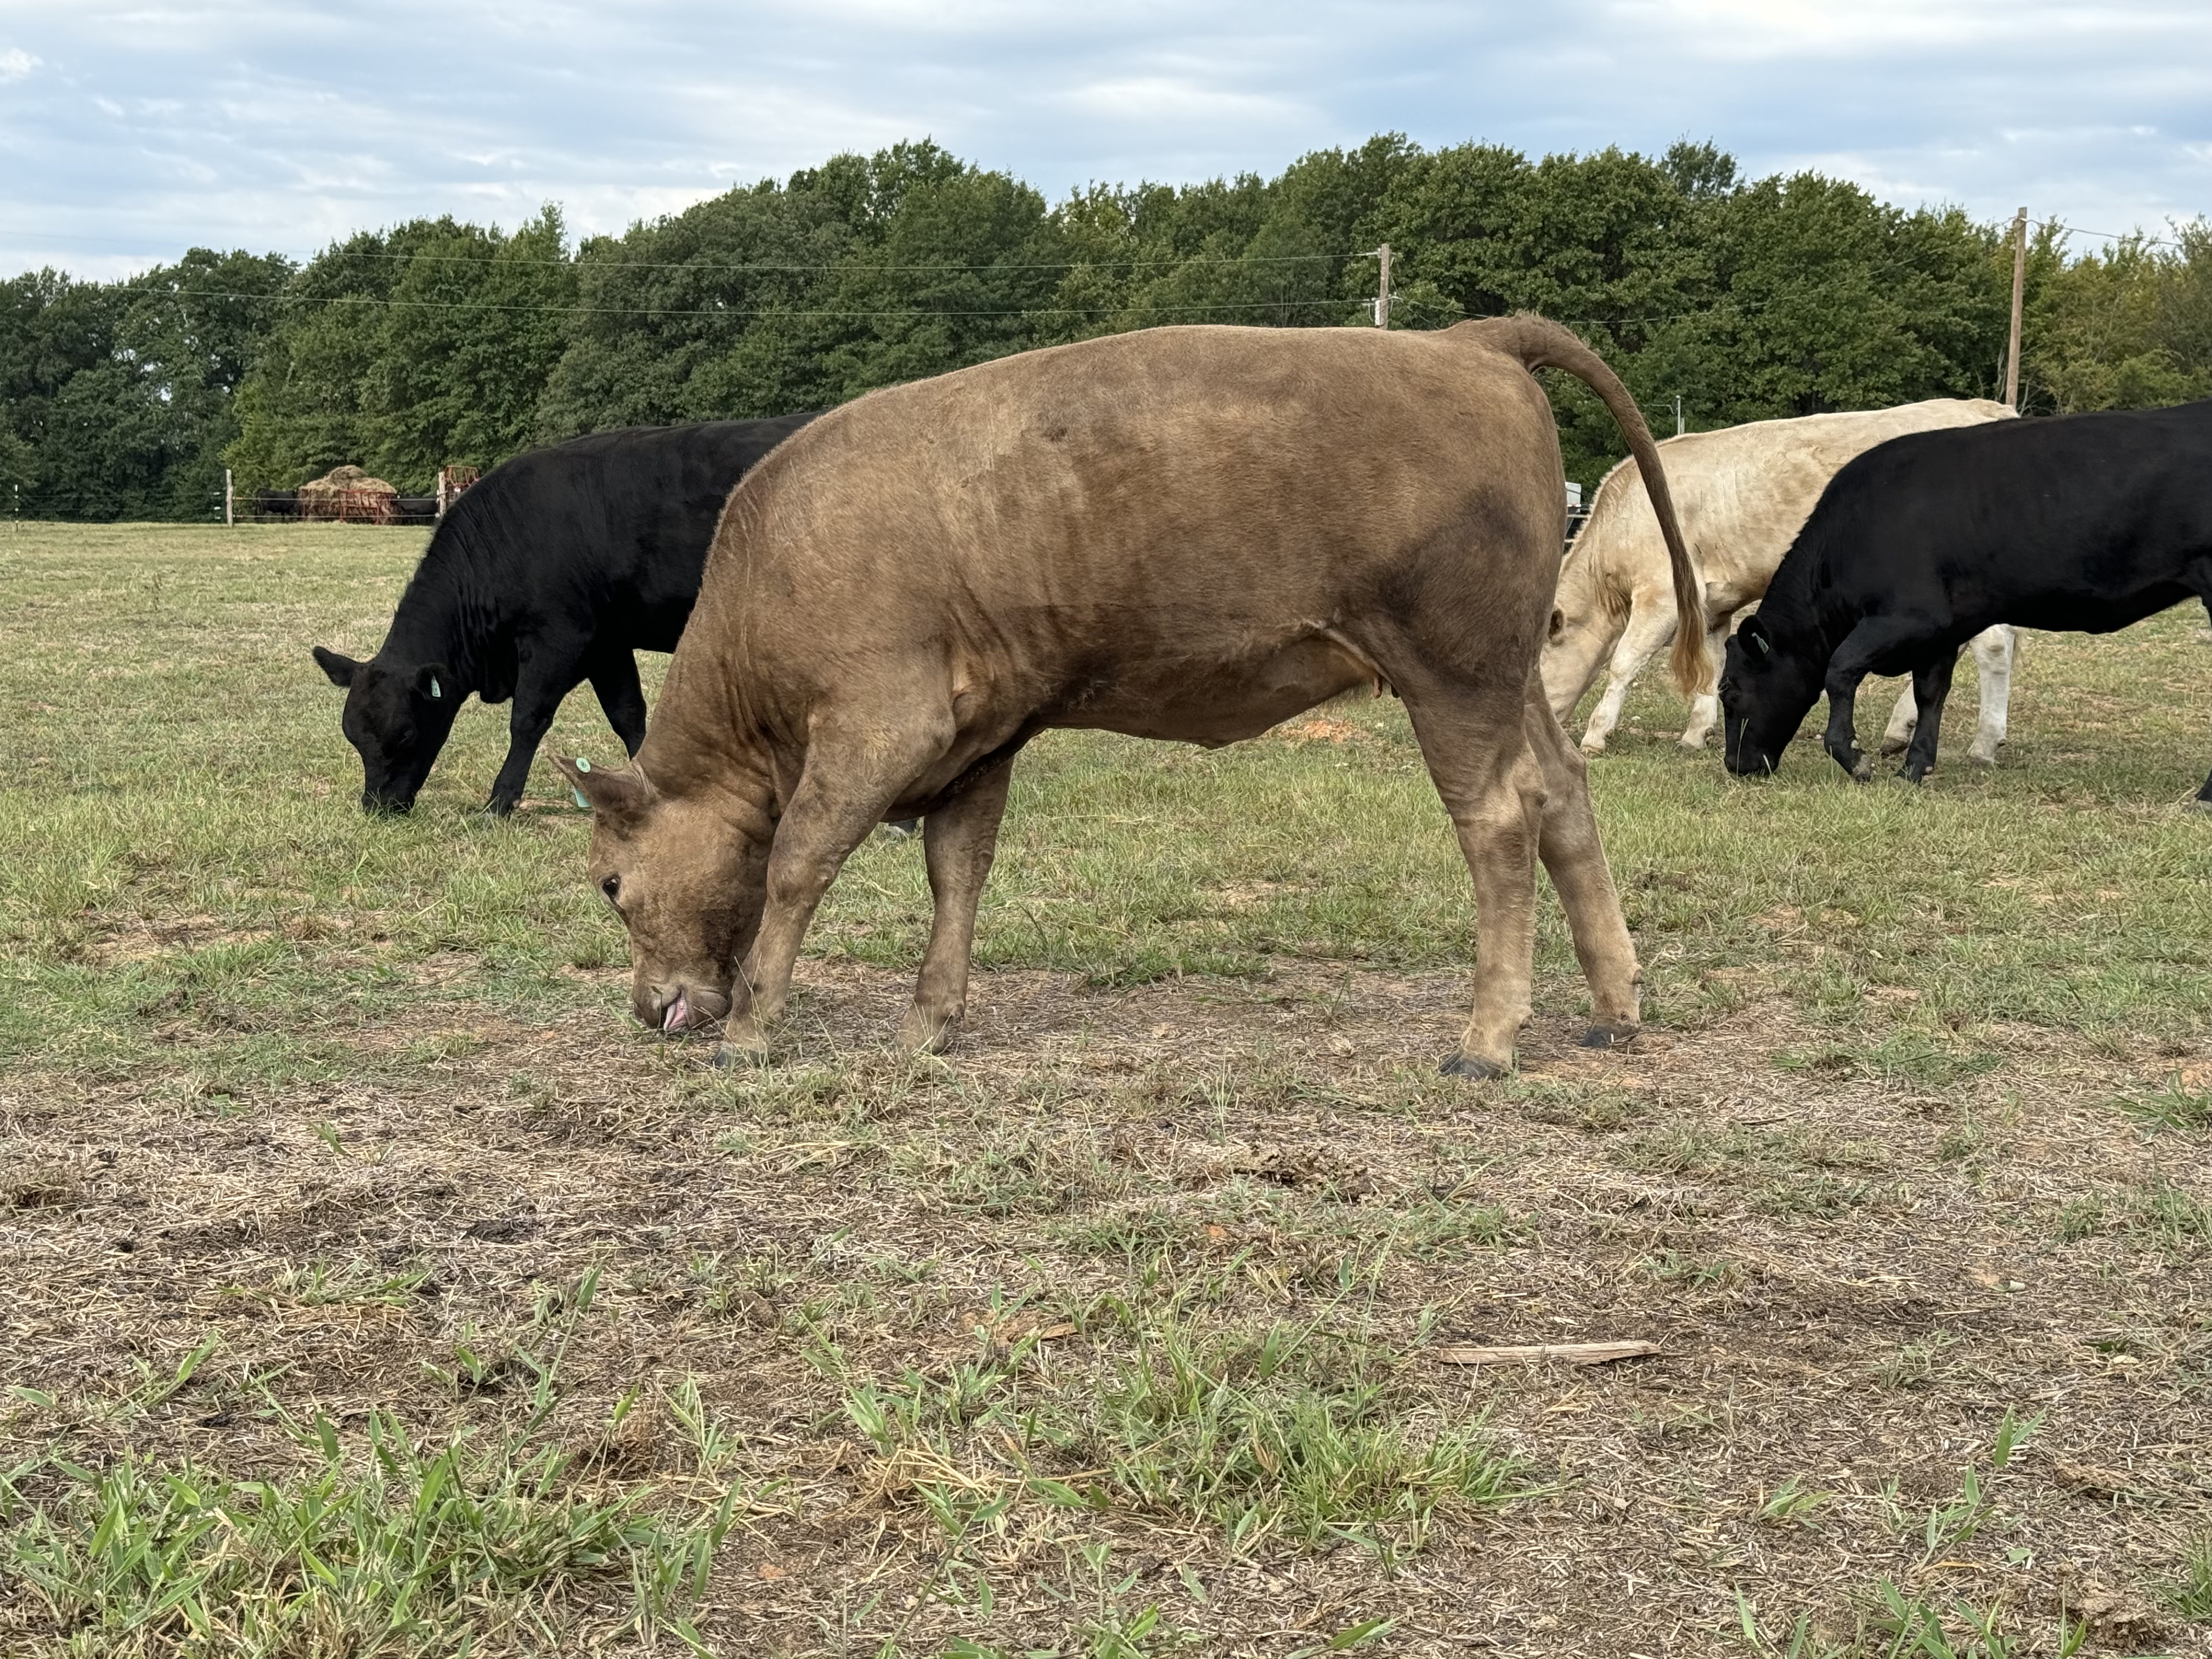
[600,874,622,907]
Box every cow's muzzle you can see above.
[637,981,731,1035]
[1722,715,1775,777]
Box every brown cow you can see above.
[550,315,1701,1079]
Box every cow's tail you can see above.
[1460,313,1707,696]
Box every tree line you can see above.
[3,136,2207,520]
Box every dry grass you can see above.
[2,521,2209,1656]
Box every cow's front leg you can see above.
[1898,651,1956,783]
[1677,618,1733,750]
[1824,619,1920,781]
[718,708,952,1066]
[1880,682,1920,755]
[1822,680,1869,780]
[900,760,1013,1055]
[1579,602,1673,754]
[490,653,587,815]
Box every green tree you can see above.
[2021,218,2212,413]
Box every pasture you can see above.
[2,519,2209,1657]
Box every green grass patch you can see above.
[0,1408,736,1655]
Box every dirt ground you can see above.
[6,949,2207,1656]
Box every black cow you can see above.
[1720,399,2212,802]
[312,415,815,815]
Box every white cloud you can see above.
[0,0,2204,278]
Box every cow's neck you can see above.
[641,633,792,810]
[379,538,493,691]
[1759,555,1844,668]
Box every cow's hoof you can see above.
[1440,1050,1508,1080]
[1675,735,1709,752]
[1878,734,1911,756]
[1579,738,1607,757]
[1849,757,1874,783]
[484,798,520,819]
[1966,749,2000,767]
[1580,1023,1639,1050]
[712,1040,770,1070]
[898,1007,956,1056]
[1898,765,1930,786]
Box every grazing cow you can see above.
[1542,400,2019,760]
[552,315,1706,1079]
[312,415,815,815]
[1719,399,2212,799]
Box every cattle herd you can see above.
[309,313,2212,1074]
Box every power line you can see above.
[2052,221,2192,251]
[65,287,1374,321]
[313,246,1373,275]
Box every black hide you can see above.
[1720,399,2212,797]
[312,415,816,815]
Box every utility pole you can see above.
[1673,394,1684,437]
[2005,207,2028,410]
[1374,244,1391,329]
[223,467,233,526]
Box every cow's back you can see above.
[693,326,1565,707]
[1566,399,2014,608]
[1779,398,2212,634]
[406,415,815,658]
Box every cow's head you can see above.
[1537,545,1624,723]
[548,753,772,1036]
[313,646,460,814]
[1719,616,1820,776]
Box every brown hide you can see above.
[554,315,1690,1075]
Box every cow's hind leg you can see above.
[719,706,953,1065]
[1965,625,2013,765]
[1898,651,1956,784]
[1525,684,1641,1045]
[1402,684,1546,1078]
[589,650,650,757]
[900,761,1014,1055]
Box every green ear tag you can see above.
[428,676,441,699]
[575,757,591,772]
[571,788,589,811]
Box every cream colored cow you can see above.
[1543,399,2018,760]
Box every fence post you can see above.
[1374,244,1391,329]
[224,467,234,526]
[437,467,448,520]
[2005,207,2027,410]
[1673,394,1684,437]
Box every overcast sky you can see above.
[2,0,2207,280]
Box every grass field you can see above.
[2,519,2209,1658]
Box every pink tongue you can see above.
[662,992,689,1033]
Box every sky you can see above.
[1,0,2207,280]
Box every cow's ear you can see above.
[413,663,449,703]
[546,752,657,826]
[313,646,361,688]
[1737,615,1773,658]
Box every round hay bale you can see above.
[297,465,400,524]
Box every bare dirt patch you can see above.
[5,958,2207,1654]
